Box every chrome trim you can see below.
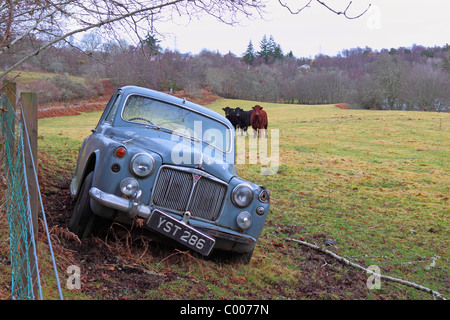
[151,165,228,222]
[196,228,255,245]
[89,187,150,219]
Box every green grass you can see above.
[2,70,86,86]
[210,99,449,298]
[36,99,449,300]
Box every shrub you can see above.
[27,80,62,105]
[48,74,92,102]
[28,74,98,105]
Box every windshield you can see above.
[121,94,232,153]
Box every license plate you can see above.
[147,209,215,256]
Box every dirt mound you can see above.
[335,103,350,109]
[165,88,220,106]
[38,101,107,119]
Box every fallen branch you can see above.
[286,238,447,300]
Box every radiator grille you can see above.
[152,167,227,221]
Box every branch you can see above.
[1,0,266,80]
[286,238,447,300]
[0,8,58,55]
[277,0,313,14]
[278,0,371,19]
[0,0,185,79]
[0,0,14,48]
[316,0,371,19]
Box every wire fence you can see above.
[0,85,63,300]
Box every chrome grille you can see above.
[152,168,192,211]
[189,178,227,220]
[152,167,227,221]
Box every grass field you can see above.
[2,70,86,86]
[33,99,449,300]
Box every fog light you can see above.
[120,177,139,196]
[236,211,252,230]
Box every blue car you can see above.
[69,86,270,263]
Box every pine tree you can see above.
[243,40,256,65]
[257,34,283,63]
[258,34,271,63]
[142,33,161,56]
[267,35,277,56]
[274,44,284,60]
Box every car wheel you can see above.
[69,172,96,239]
[232,248,254,265]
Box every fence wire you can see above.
[0,91,63,300]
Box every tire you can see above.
[69,172,96,239]
[232,248,254,265]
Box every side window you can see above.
[105,94,121,123]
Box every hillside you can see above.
[2,42,449,112]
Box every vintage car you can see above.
[69,85,270,263]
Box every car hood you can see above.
[111,128,237,182]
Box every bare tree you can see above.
[1,0,370,80]
[401,64,450,111]
[373,55,407,109]
[0,0,266,79]
[80,32,103,54]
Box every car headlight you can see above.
[236,211,252,230]
[130,153,155,178]
[232,183,254,208]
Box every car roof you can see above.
[119,85,232,128]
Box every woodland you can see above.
[3,33,450,112]
[1,1,448,111]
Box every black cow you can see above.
[235,107,253,136]
[222,106,239,130]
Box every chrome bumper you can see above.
[89,187,151,219]
[88,187,255,246]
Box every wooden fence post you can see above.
[21,92,39,240]
[21,92,39,298]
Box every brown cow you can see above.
[250,105,268,138]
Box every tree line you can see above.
[2,33,449,111]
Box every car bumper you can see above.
[89,187,256,255]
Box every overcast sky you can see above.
[155,0,449,58]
